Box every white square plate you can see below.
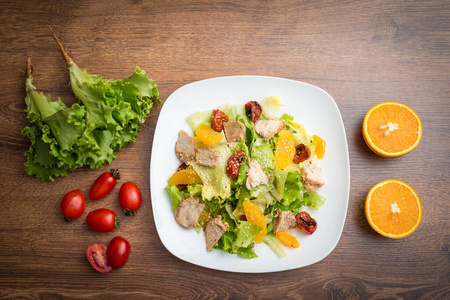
[150,76,350,273]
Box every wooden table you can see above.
[1,0,448,298]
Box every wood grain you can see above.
[0,0,449,298]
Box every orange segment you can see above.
[243,199,267,243]
[312,135,326,159]
[363,102,422,157]
[365,179,422,239]
[276,231,300,248]
[274,130,296,169]
[168,169,202,185]
[195,123,224,146]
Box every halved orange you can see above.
[363,102,422,157]
[365,179,422,239]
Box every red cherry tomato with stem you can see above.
[86,209,121,233]
[61,189,86,221]
[86,243,112,273]
[107,236,131,269]
[89,169,120,200]
[119,182,142,216]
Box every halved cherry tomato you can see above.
[86,243,112,273]
[86,209,121,233]
[212,109,229,132]
[226,151,245,178]
[107,236,131,269]
[296,211,317,235]
[119,182,142,216]
[293,144,311,164]
[60,189,86,221]
[245,101,262,123]
[89,169,120,200]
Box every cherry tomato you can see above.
[245,101,262,123]
[212,109,229,132]
[107,236,131,269]
[119,182,142,216]
[61,189,86,221]
[226,151,244,178]
[89,169,120,200]
[86,243,112,273]
[296,211,317,235]
[86,209,121,233]
[293,144,311,164]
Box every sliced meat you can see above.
[255,120,286,140]
[195,147,220,168]
[174,197,205,229]
[301,166,324,192]
[273,210,297,234]
[246,159,269,190]
[205,215,228,252]
[175,130,197,163]
[223,121,245,142]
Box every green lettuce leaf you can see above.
[188,144,232,202]
[22,57,160,182]
[261,95,283,119]
[251,139,275,174]
[236,243,258,259]
[232,221,261,251]
[272,169,288,201]
[165,184,183,209]
[283,172,303,205]
[303,190,326,210]
[186,110,212,132]
[280,114,316,151]
[264,232,287,258]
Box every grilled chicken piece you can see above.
[255,120,285,140]
[223,121,245,142]
[195,147,220,168]
[175,130,197,163]
[301,166,324,192]
[174,197,205,229]
[205,215,228,251]
[246,159,269,190]
[273,210,297,234]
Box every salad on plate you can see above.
[165,96,326,259]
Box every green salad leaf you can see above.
[188,144,232,202]
[165,184,183,209]
[22,32,160,182]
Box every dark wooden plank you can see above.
[0,0,449,298]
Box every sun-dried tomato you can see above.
[212,109,229,132]
[295,211,317,235]
[176,163,189,190]
[293,144,311,163]
[226,151,244,178]
[245,101,262,123]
